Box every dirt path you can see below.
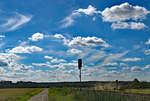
[28,88,48,101]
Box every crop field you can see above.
[48,87,150,101]
[0,88,43,101]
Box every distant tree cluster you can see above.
[130,78,150,89]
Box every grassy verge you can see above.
[48,87,75,101]
[0,88,44,101]
[48,87,150,101]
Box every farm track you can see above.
[28,88,48,101]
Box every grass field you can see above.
[93,88,150,94]
[48,87,150,101]
[0,88,43,101]
[120,89,150,94]
[92,84,150,94]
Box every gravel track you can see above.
[28,88,48,101]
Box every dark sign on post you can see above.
[78,59,82,70]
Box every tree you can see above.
[130,78,140,89]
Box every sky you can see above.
[0,0,150,82]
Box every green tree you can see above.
[130,78,140,89]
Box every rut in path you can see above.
[28,88,48,101]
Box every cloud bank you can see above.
[61,2,149,30]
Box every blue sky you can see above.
[0,0,150,82]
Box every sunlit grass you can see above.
[48,87,75,101]
[0,88,43,101]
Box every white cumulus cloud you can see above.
[101,2,149,30]
[68,36,110,47]
[102,62,118,66]
[122,57,141,62]
[67,49,82,54]
[54,34,110,48]
[0,52,32,71]
[0,35,5,38]
[101,2,150,22]
[8,46,43,54]
[76,5,99,15]
[131,66,144,72]
[111,22,147,30]
[51,58,66,63]
[44,56,53,60]
[60,5,99,28]
[54,34,66,39]
[144,49,150,55]
[29,32,44,41]
[60,3,149,30]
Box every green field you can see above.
[93,87,150,94]
[48,87,150,101]
[120,89,150,94]
[0,87,150,101]
[0,88,43,101]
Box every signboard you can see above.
[78,59,82,70]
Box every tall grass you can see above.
[48,87,150,101]
[48,87,75,101]
[73,90,150,101]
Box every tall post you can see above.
[116,80,119,90]
[79,69,81,82]
[78,59,82,83]
[78,59,82,91]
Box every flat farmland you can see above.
[48,87,150,101]
[0,88,43,101]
